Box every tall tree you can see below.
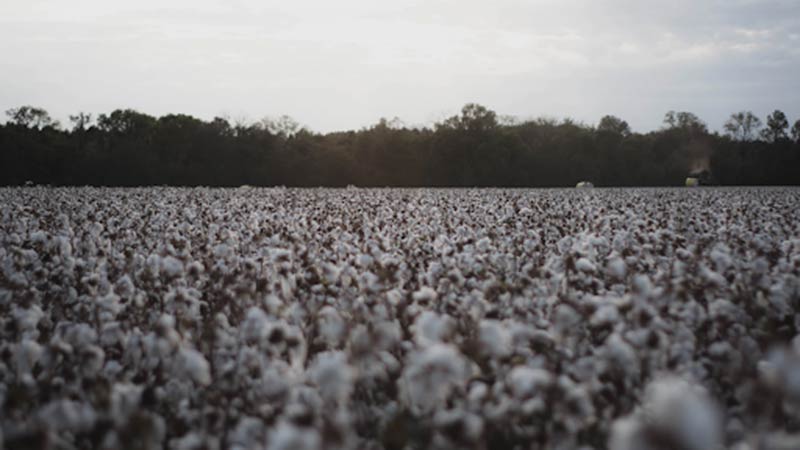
[790,119,800,143]
[761,110,789,142]
[723,111,761,141]
[69,112,93,132]
[663,111,707,134]
[5,106,56,129]
[597,115,631,136]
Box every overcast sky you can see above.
[1,0,798,133]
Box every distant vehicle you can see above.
[685,169,713,187]
[576,181,594,188]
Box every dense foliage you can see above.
[2,187,800,449]
[1,105,799,187]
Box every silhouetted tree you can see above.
[69,112,93,132]
[1,104,798,187]
[663,111,707,134]
[792,119,800,143]
[5,106,57,129]
[723,111,761,141]
[761,110,789,142]
[597,115,631,137]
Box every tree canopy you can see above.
[1,105,798,187]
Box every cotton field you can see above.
[2,187,800,450]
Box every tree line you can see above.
[1,104,799,187]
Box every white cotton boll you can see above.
[80,345,106,377]
[477,320,512,358]
[317,306,345,345]
[179,347,212,386]
[632,275,653,296]
[100,321,126,348]
[146,254,161,277]
[214,244,233,259]
[14,305,44,336]
[608,416,652,450]
[603,333,638,378]
[400,344,470,414]
[55,235,72,256]
[110,383,143,425]
[761,347,800,401]
[708,299,739,322]
[30,230,47,244]
[171,432,209,450]
[309,351,353,405]
[115,274,135,297]
[266,422,320,450]
[356,253,373,267]
[507,367,553,398]
[228,416,267,450]
[268,247,291,262]
[98,292,122,319]
[606,257,627,280]
[575,257,596,273]
[242,307,269,343]
[700,265,726,288]
[161,256,184,278]
[14,339,42,376]
[642,377,722,450]
[591,304,620,328]
[709,245,732,272]
[413,311,453,346]
[412,286,438,303]
[554,304,581,332]
[468,382,488,405]
[321,262,340,284]
[476,237,491,252]
[36,400,97,432]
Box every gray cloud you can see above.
[1,0,798,132]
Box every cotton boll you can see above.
[591,304,620,329]
[412,286,438,303]
[179,347,212,386]
[602,333,639,379]
[400,344,470,415]
[266,422,320,450]
[508,367,553,399]
[317,306,345,346]
[115,274,135,297]
[608,416,653,450]
[642,377,722,450]
[171,432,217,450]
[242,307,270,344]
[36,400,97,432]
[575,257,596,273]
[709,245,732,272]
[700,265,726,288]
[476,237,491,252]
[606,257,627,280]
[413,311,453,346]
[553,304,581,333]
[146,253,161,278]
[110,383,143,425]
[309,351,353,406]
[14,339,42,376]
[760,347,800,402]
[355,253,373,268]
[161,256,184,278]
[13,305,43,337]
[477,320,512,358]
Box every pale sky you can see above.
[1,0,799,133]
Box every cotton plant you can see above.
[0,186,799,448]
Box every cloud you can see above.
[0,0,798,132]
